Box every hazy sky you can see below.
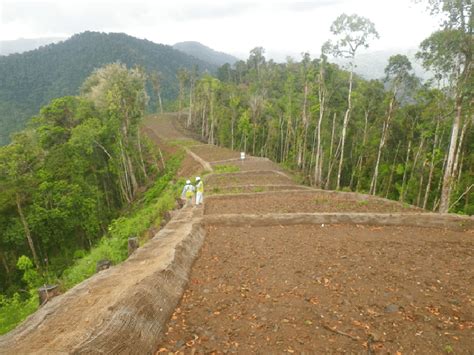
[0,0,440,60]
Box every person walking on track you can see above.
[181,179,195,207]
[195,176,204,206]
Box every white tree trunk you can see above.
[337,68,353,190]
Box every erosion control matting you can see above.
[157,224,474,354]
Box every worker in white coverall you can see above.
[181,179,195,207]
[195,176,204,206]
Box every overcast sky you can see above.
[0,0,440,61]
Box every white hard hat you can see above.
[196,176,201,181]
[186,179,191,184]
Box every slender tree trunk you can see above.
[231,110,236,150]
[314,86,325,187]
[16,193,41,269]
[209,93,215,145]
[337,68,353,190]
[325,112,337,189]
[433,153,449,211]
[354,110,370,191]
[158,92,163,114]
[403,137,425,202]
[370,95,395,195]
[384,142,401,198]
[417,163,426,206]
[187,80,194,127]
[325,136,342,190]
[400,140,412,202]
[1,251,10,275]
[439,98,462,213]
[423,118,441,209]
[452,118,468,187]
[137,129,148,180]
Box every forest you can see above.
[175,2,472,216]
[0,63,182,333]
[0,31,216,146]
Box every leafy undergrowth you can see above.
[0,292,39,335]
[0,154,184,335]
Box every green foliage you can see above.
[0,291,39,335]
[61,155,181,289]
[0,63,184,333]
[16,256,41,289]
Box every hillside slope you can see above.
[0,32,217,145]
[173,41,239,66]
[0,114,472,354]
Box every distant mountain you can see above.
[173,41,239,66]
[332,47,431,81]
[0,37,66,56]
[0,32,217,145]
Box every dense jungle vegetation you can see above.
[0,63,182,333]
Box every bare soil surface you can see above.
[144,115,202,178]
[207,185,308,196]
[205,191,424,215]
[189,145,240,162]
[212,157,285,172]
[157,225,474,354]
[205,171,295,188]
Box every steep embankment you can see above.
[1,114,472,354]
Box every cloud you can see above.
[285,0,347,12]
[169,2,255,21]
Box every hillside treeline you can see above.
[0,63,162,298]
[0,31,216,146]
[178,2,472,215]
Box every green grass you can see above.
[213,164,240,173]
[0,292,39,335]
[168,139,197,147]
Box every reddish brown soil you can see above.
[205,171,295,188]
[157,225,474,354]
[207,185,308,195]
[205,192,424,215]
[177,154,202,178]
[189,145,240,162]
[212,158,285,172]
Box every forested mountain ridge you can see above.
[0,31,217,146]
[0,37,66,56]
[173,41,239,66]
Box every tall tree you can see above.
[370,55,414,195]
[417,0,472,212]
[323,13,379,190]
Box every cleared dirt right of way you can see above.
[157,224,474,354]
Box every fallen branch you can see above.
[322,323,360,341]
[449,184,473,210]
